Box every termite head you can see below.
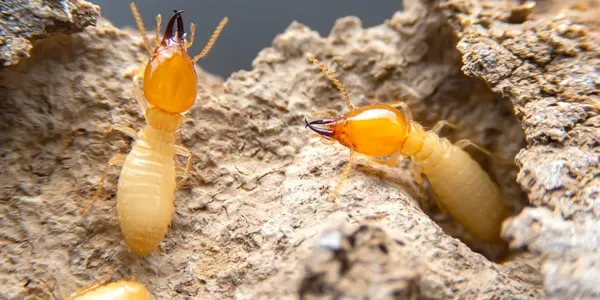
[143,10,197,114]
[306,104,409,157]
[71,280,150,300]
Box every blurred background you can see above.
[93,0,402,77]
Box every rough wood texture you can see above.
[442,0,600,298]
[10,0,599,298]
[0,0,100,66]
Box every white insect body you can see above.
[404,123,509,243]
[88,4,227,256]
[116,108,180,256]
[305,56,510,243]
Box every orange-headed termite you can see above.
[86,3,228,256]
[305,56,510,243]
[70,280,150,300]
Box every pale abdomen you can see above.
[415,136,509,243]
[117,134,176,256]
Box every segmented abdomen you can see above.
[116,127,176,256]
[414,132,508,243]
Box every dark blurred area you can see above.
[93,0,402,77]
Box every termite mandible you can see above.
[305,56,510,244]
[85,3,228,256]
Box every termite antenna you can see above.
[153,14,162,48]
[130,2,153,54]
[186,23,196,48]
[308,56,354,111]
[192,17,229,62]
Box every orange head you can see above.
[143,10,197,114]
[306,104,409,157]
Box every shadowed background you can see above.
[93,0,402,77]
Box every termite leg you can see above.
[328,150,355,202]
[153,13,162,48]
[132,65,149,117]
[175,166,188,188]
[411,164,448,217]
[387,101,414,121]
[368,153,402,167]
[82,154,126,212]
[104,124,137,140]
[174,145,193,190]
[192,17,229,63]
[308,56,354,111]
[411,164,429,210]
[454,139,490,155]
[70,268,115,298]
[454,139,513,165]
[309,133,336,145]
[431,120,458,135]
[412,164,423,186]
[411,164,448,213]
[70,281,103,298]
[130,2,153,55]
[186,23,196,49]
[38,280,58,300]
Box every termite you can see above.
[85,3,228,256]
[304,56,510,243]
[35,269,150,300]
[70,280,150,300]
